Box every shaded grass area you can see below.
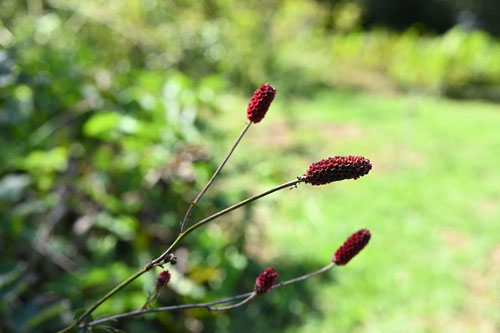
[213,90,500,332]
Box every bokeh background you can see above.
[1,1,499,332]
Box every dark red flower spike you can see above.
[247,84,276,123]
[305,155,372,186]
[332,229,371,265]
[156,270,171,289]
[254,268,278,295]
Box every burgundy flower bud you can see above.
[247,84,276,123]
[332,229,371,265]
[254,268,278,295]
[156,270,171,288]
[305,155,372,186]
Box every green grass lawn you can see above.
[212,89,500,332]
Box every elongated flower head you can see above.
[254,268,278,295]
[247,84,276,123]
[305,155,372,186]
[156,270,171,288]
[332,229,371,265]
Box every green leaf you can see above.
[82,112,121,140]
[94,213,139,241]
[21,147,69,174]
[82,111,140,141]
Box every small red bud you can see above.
[305,155,372,186]
[254,268,278,295]
[156,270,171,288]
[247,84,276,123]
[332,229,371,265]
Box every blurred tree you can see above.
[360,0,456,33]
[318,0,500,36]
[458,0,500,35]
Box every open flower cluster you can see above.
[332,229,371,265]
[254,268,278,295]
[305,155,372,186]
[247,84,276,123]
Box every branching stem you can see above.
[57,178,304,332]
[180,122,252,232]
[83,263,335,328]
[150,178,303,268]
[208,292,256,311]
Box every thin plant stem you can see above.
[85,293,254,328]
[273,262,335,288]
[180,122,252,232]
[151,178,304,267]
[77,267,147,319]
[208,293,256,311]
[57,178,304,332]
[84,263,335,328]
[140,295,154,310]
[140,290,159,310]
[56,268,148,333]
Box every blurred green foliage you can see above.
[328,27,500,97]
[1,0,499,332]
